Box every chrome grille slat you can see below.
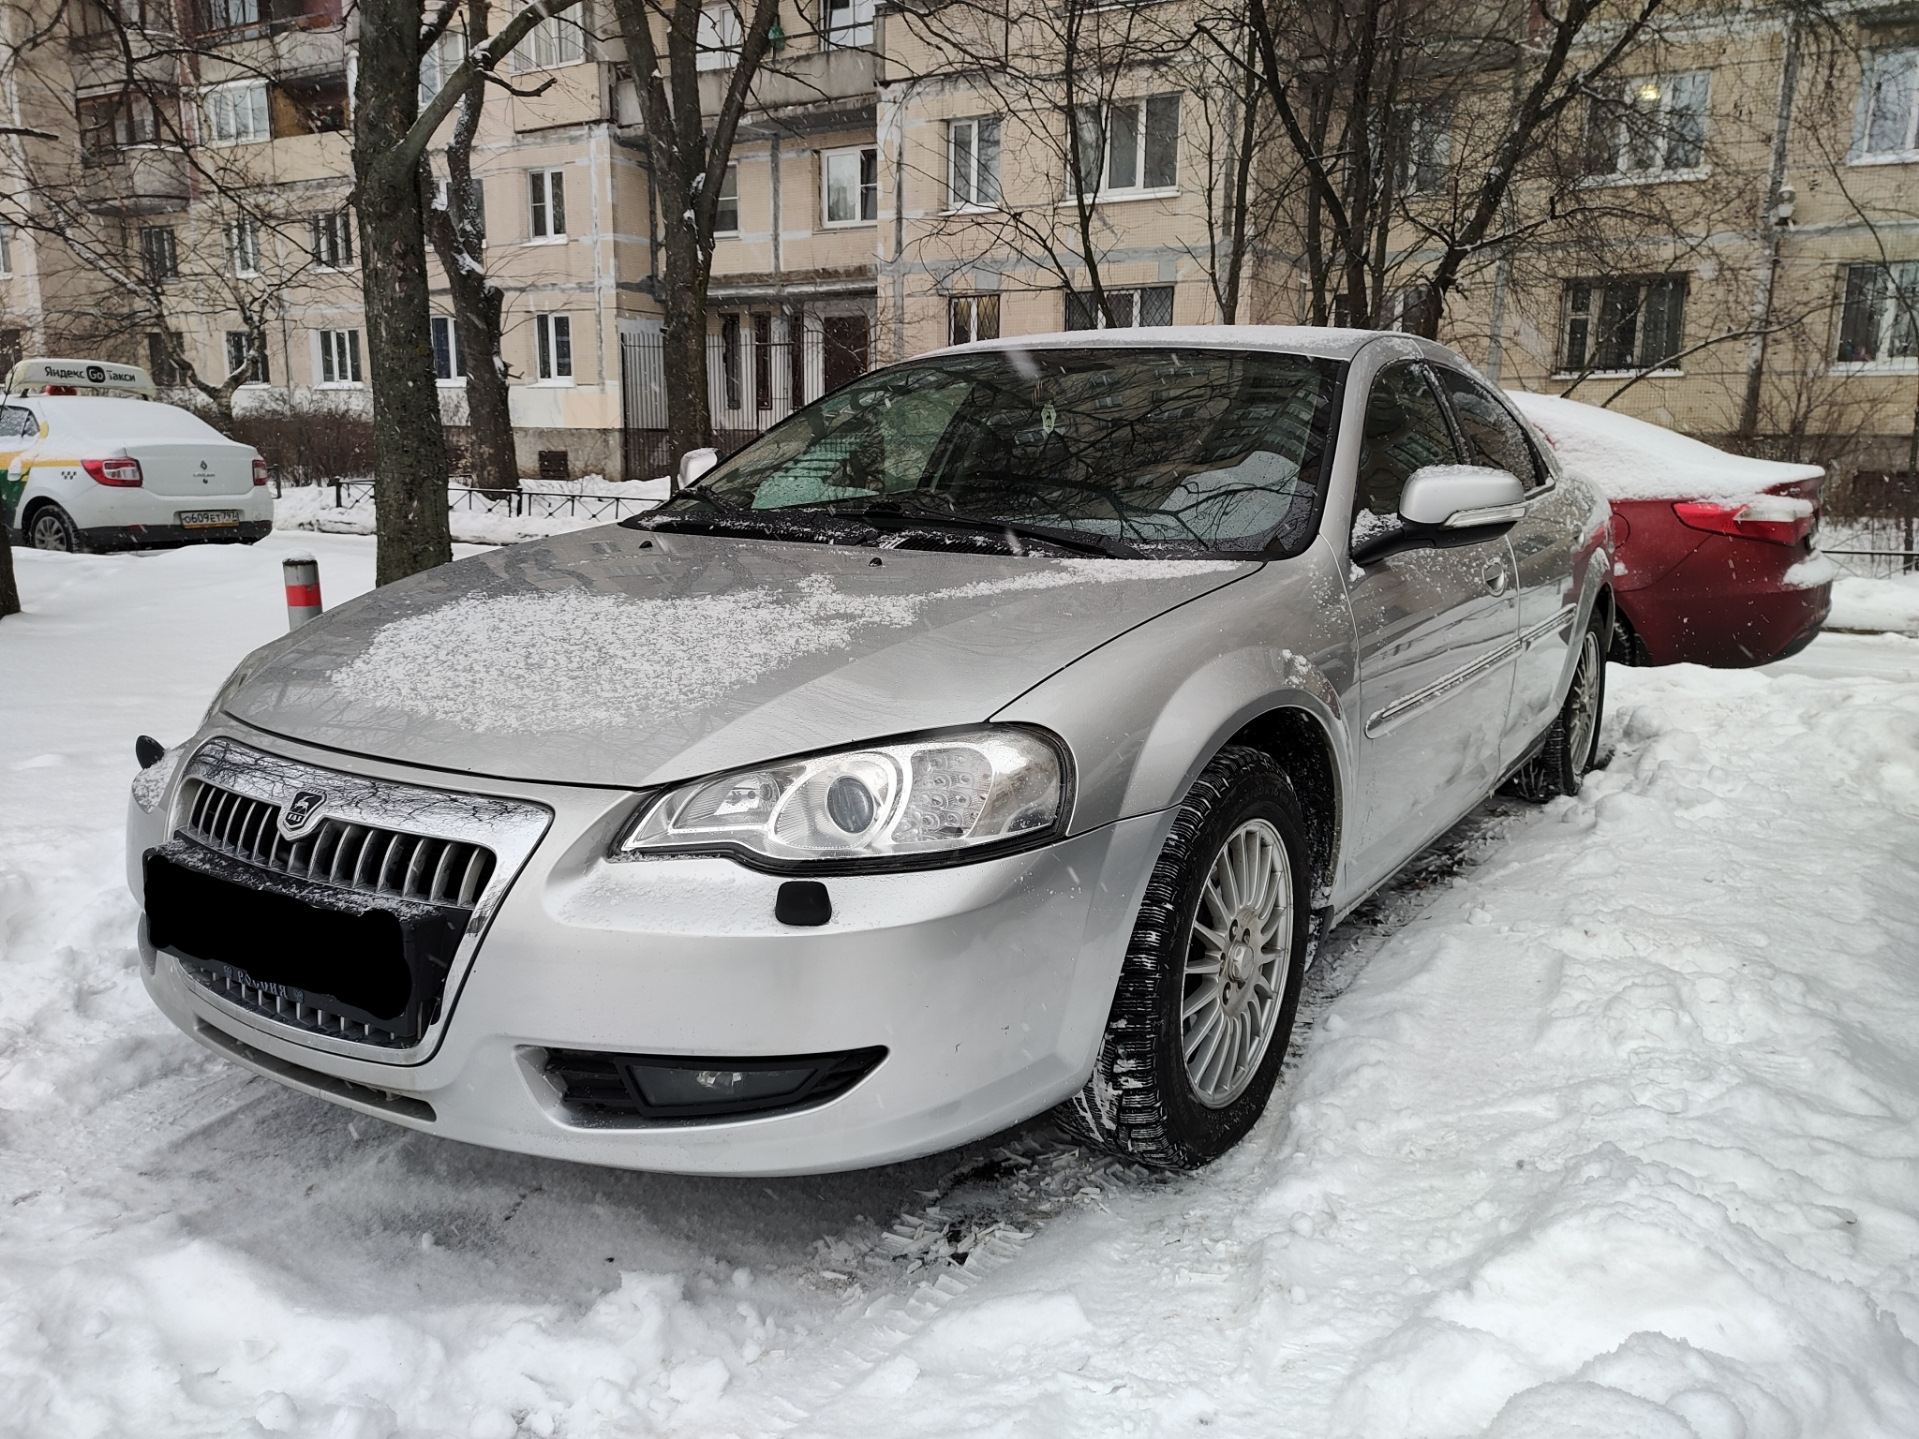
[176,779,496,907]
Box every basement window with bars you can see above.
[1064,284,1173,330]
[1559,275,1687,374]
[949,293,1000,345]
[1835,262,1919,364]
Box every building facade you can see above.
[0,0,1913,487]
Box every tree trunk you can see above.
[0,525,19,620]
[354,0,454,584]
[425,0,518,493]
[661,214,713,466]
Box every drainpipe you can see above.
[1738,14,1803,442]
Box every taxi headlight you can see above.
[612,727,1069,868]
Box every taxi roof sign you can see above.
[6,358,156,398]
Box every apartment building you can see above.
[1,0,1912,485]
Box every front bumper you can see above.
[131,735,1168,1175]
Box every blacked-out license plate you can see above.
[178,509,242,528]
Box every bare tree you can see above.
[606,0,782,466]
[422,0,517,494]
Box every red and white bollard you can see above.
[283,552,323,630]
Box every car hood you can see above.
[223,527,1256,789]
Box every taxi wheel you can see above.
[26,504,85,553]
[1060,747,1313,1171]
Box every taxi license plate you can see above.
[178,510,242,528]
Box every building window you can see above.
[317,329,361,384]
[204,80,269,144]
[514,13,583,70]
[1385,285,1432,334]
[140,225,178,283]
[696,4,741,70]
[78,90,165,161]
[528,168,566,240]
[1859,48,1919,159]
[1393,102,1451,195]
[1559,275,1687,373]
[715,163,739,234]
[948,117,1001,208]
[419,31,465,107]
[948,293,1000,345]
[535,313,572,380]
[1064,284,1173,330]
[74,0,161,37]
[823,146,878,225]
[309,210,353,268]
[228,217,260,276]
[1072,95,1179,196]
[1836,263,1919,363]
[0,221,12,277]
[146,331,188,386]
[824,0,874,50]
[225,331,268,383]
[432,316,467,380]
[1583,73,1709,178]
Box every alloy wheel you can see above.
[1182,817,1294,1108]
[29,511,73,551]
[1566,630,1601,772]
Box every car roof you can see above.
[928,324,1460,364]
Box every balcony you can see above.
[194,0,339,43]
[80,146,190,215]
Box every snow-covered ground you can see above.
[272,478,667,547]
[4,534,1919,1438]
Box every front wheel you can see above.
[1061,747,1314,1170]
[1508,613,1607,801]
[26,503,84,553]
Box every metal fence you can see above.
[322,479,658,523]
[1819,518,1919,580]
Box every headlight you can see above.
[613,727,1069,868]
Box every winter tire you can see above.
[26,504,84,553]
[1061,746,1314,1170]
[1507,611,1607,801]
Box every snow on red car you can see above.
[1508,391,1830,668]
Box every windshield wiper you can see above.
[626,508,879,546]
[841,502,1140,559]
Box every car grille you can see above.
[181,778,495,907]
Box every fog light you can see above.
[629,1064,814,1109]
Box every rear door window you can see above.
[1431,368,1544,490]
[0,406,37,439]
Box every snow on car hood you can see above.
[221,527,1253,788]
[1507,390,1823,502]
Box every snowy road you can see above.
[4,537,1919,1438]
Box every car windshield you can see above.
[658,347,1343,556]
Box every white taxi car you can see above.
[2,359,273,552]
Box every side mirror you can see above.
[1398,465,1526,529]
[677,447,718,489]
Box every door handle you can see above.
[1483,565,1509,595]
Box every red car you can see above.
[1508,392,1829,668]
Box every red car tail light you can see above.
[83,456,143,487]
[252,457,270,486]
[1672,496,1812,547]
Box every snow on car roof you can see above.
[1507,390,1823,501]
[32,397,233,442]
[933,325,1417,362]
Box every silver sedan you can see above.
[125,328,1611,1175]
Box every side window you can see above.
[0,406,36,439]
[1354,362,1459,524]
[1432,368,1544,489]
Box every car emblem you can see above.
[279,788,329,839]
[86,364,105,384]
[198,459,209,470]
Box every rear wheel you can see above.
[1508,615,1606,801]
[26,504,83,553]
[1061,747,1313,1170]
